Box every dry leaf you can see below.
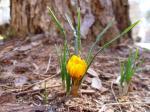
[15,45,32,51]
[14,76,28,87]
[87,68,98,77]
[135,43,150,50]
[85,76,92,84]
[91,77,102,90]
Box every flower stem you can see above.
[71,78,80,96]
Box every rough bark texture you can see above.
[10,0,130,45]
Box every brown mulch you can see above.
[0,36,149,112]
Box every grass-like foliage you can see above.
[120,49,142,87]
[48,7,70,93]
[48,7,140,96]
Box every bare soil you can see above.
[0,36,149,112]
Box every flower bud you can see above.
[67,55,87,79]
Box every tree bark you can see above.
[10,0,130,45]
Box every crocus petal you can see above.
[67,55,87,79]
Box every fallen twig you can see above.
[16,84,61,96]
[111,81,123,112]
[44,54,51,74]
[22,74,59,91]
[104,101,150,106]
[99,101,150,112]
[3,74,59,95]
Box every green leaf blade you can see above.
[86,18,115,64]
[87,20,140,69]
[48,7,66,38]
[77,8,81,53]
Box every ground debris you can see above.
[0,38,149,112]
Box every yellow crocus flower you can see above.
[67,55,87,96]
[67,55,87,79]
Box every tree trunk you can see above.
[10,0,130,45]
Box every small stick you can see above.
[111,81,123,112]
[44,54,51,74]
[4,74,58,94]
[99,101,150,112]
[23,74,58,91]
[16,84,61,96]
[104,101,150,106]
